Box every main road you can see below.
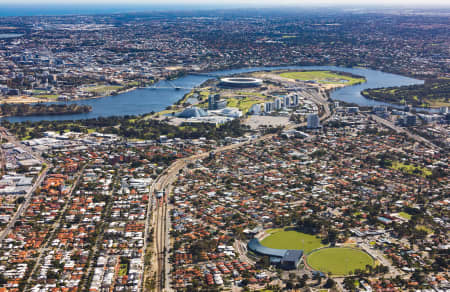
[25,164,87,287]
[369,114,440,150]
[0,127,50,243]
[143,88,331,292]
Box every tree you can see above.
[343,277,356,291]
[285,281,294,290]
[324,278,336,288]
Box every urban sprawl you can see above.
[0,7,448,292]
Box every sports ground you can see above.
[260,228,324,253]
[279,70,365,85]
[306,247,374,275]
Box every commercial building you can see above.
[347,107,359,114]
[398,114,417,127]
[208,94,227,110]
[284,96,290,109]
[264,102,274,113]
[248,104,262,115]
[177,107,209,118]
[275,98,282,110]
[209,107,243,118]
[307,113,321,129]
[292,95,299,106]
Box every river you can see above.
[2,66,427,123]
[0,34,23,39]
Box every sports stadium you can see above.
[219,77,263,88]
[248,238,303,270]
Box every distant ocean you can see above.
[0,4,234,17]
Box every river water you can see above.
[0,34,23,39]
[2,66,427,123]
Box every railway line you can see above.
[145,88,331,291]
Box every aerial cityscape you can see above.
[0,2,448,292]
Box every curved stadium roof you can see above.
[248,238,287,258]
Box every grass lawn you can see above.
[425,98,450,107]
[179,92,194,104]
[307,247,374,276]
[265,228,283,234]
[35,94,59,99]
[118,264,128,277]
[279,71,365,86]
[391,161,432,177]
[126,81,140,86]
[226,97,261,113]
[236,91,266,98]
[416,225,433,234]
[398,212,412,220]
[260,228,324,253]
[20,135,31,141]
[83,85,123,94]
[32,89,47,93]
[198,90,210,101]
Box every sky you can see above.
[0,0,449,6]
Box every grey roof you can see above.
[177,107,208,118]
[282,250,303,262]
[247,238,287,258]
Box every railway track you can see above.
[146,89,331,291]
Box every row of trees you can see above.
[0,103,91,117]
[1,115,249,141]
[361,78,450,107]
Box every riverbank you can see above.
[1,65,426,123]
[0,103,92,118]
[1,80,157,105]
[361,79,450,109]
[150,69,366,119]
[1,96,49,104]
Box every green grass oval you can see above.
[307,247,374,275]
[260,229,324,253]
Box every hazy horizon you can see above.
[0,1,449,17]
[1,0,450,7]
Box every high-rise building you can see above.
[208,94,227,110]
[405,114,416,127]
[275,98,282,110]
[249,104,262,115]
[307,113,320,129]
[264,102,273,113]
[284,96,290,108]
[292,95,299,106]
